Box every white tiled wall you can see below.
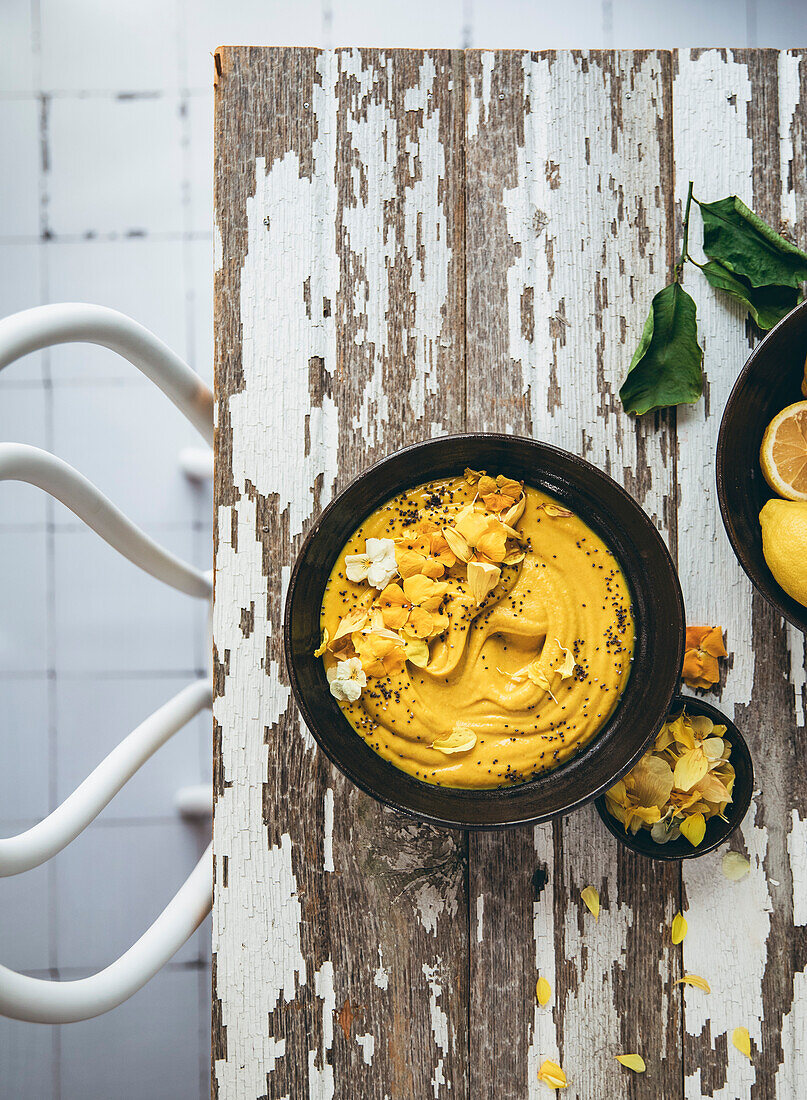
[1,1,804,1098]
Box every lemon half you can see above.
[760,400,807,502]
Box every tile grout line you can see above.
[31,0,62,1089]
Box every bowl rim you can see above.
[715,298,807,634]
[594,693,754,860]
[283,432,685,830]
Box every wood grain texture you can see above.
[214,46,807,1099]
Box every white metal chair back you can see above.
[0,305,214,1023]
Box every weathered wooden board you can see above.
[213,46,807,1099]
[465,49,682,1100]
[673,48,807,1100]
[212,47,469,1099]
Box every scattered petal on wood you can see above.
[537,1059,567,1089]
[536,976,551,1006]
[580,885,600,920]
[732,1026,752,1060]
[676,974,711,993]
[722,851,751,880]
[671,912,688,944]
[615,1054,646,1073]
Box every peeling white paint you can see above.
[476,893,484,943]
[789,810,807,927]
[775,966,807,1097]
[324,788,335,872]
[213,220,223,273]
[213,493,305,1099]
[356,1033,375,1065]
[307,960,336,1100]
[423,960,449,1099]
[374,946,389,990]
[466,50,493,141]
[316,960,336,1051]
[778,49,802,233]
[787,624,806,729]
[527,823,556,1098]
[228,52,340,537]
[415,882,449,936]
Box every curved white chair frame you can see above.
[0,305,214,1024]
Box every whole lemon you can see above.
[759,499,807,607]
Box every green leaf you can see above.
[620,283,703,416]
[699,259,801,330]
[697,195,807,289]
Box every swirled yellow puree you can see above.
[318,471,634,788]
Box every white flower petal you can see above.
[367,561,397,589]
[344,679,364,702]
[366,537,395,561]
[345,554,371,583]
[328,657,367,702]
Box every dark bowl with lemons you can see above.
[716,300,807,634]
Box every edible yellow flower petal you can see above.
[537,1059,567,1089]
[671,912,688,944]
[615,1054,646,1073]
[475,526,508,563]
[402,574,448,607]
[503,496,526,526]
[467,561,501,605]
[732,1026,752,1060]
[456,509,491,545]
[673,746,709,792]
[432,725,477,755]
[722,851,751,880]
[442,524,473,563]
[629,754,674,807]
[332,607,369,645]
[554,640,576,680]
[404,636,430,668]
[679,812,706,847]
[581,885,600,920]
[541,503,573,518]
[314,628,329,658]
[676,973,711,993]
[536,976,551,1006]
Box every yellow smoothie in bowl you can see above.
[316,470,634,789]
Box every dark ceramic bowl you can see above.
[595,694,754,860]
[284,434,685,830]
[716,300,807,633]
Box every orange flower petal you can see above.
[475,528,508,563]
[407,606,434,637]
